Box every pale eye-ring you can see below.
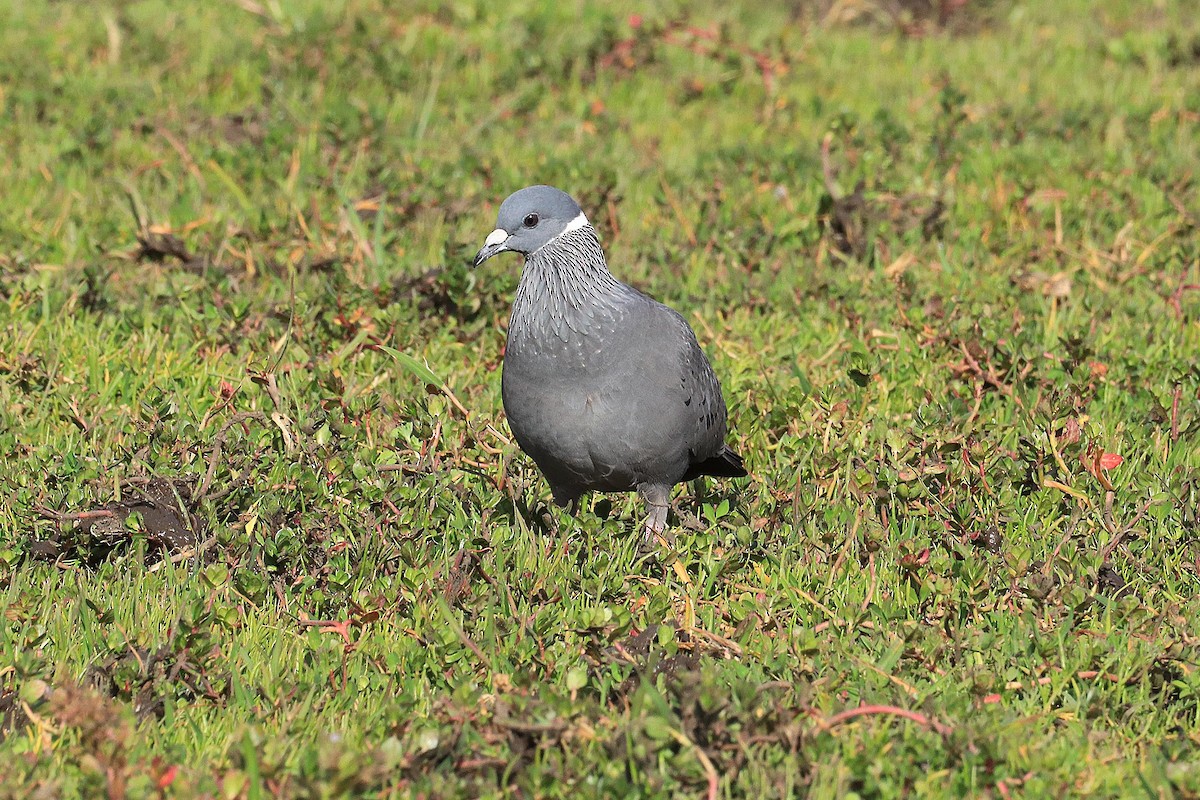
[523,213,539,228]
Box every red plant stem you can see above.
[822,704,952,737]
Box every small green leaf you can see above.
[644,715,672,741]
[19,679,48,705]
[566,664,587,692]
[794,367,815,397]
[378,345,442,387]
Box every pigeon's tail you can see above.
[682,446,748,482]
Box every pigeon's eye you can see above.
[523,213,539,228]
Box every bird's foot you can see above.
[638,485,671,544]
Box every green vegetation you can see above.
[2,1,1199,796]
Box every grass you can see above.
[1,0,1199,797]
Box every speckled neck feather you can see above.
[509,225,635,345]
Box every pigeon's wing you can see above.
[675,316,746,482]
[667,307,730,462]
[610,299,734,473]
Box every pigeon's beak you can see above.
[473,228,511,267]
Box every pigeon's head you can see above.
[473,185,588,267]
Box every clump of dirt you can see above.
[594,622,744,700]
[969,526,1003,554]
[132,228,220,274]
[32,477,202,566]
[388,267,461,317]
[48,684,134,798]
[0,352,50,392]
[1165,33,1200,67]
[84,641,227,722]
[1095,564,1131,599]
[807,0,1003,37]
[818,141,949,262]
[135,231,193,264]
[593,622,810,790]
[0,690,30,742]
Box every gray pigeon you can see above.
[473,185,746,536]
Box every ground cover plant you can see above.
[1,0,1199,796]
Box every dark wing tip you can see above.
[682,446,748,482]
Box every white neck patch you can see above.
[531,212,590,256]
[560,212,589,236]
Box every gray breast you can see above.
[502,266,727,503]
